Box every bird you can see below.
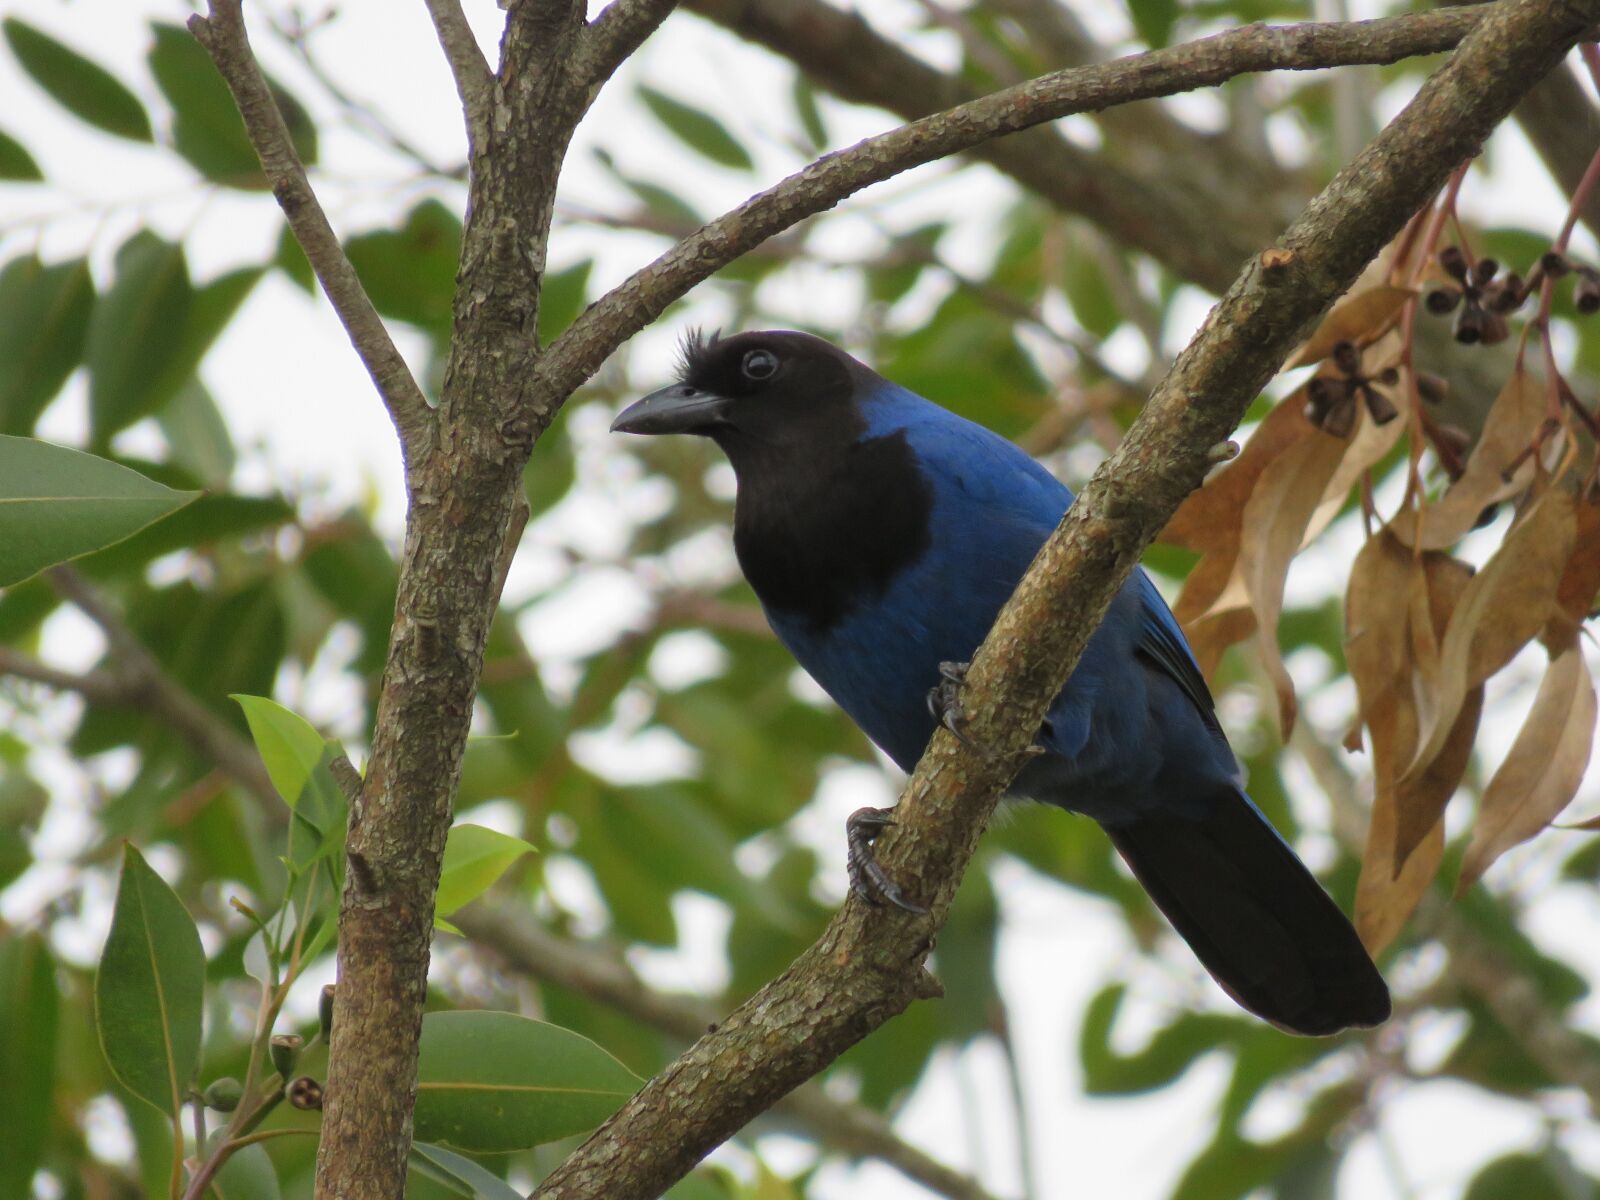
[611,328,1390,1037]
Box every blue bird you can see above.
[612,329,1389,1036]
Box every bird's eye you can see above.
[741,349,779,381]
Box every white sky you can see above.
[4,2,1600,1199]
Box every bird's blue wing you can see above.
[1134,574,1225,740]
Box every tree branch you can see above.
[422,0,493,153]
[579,0,679,93]
[188,0,434,464]
[456,904,1001,1200]
[532,5,1491,410]
[531,3,1597,1196]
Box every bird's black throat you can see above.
[728,428,932,632]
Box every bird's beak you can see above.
[611,384,732,435]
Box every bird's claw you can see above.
[846,806,927,914]
[925,660,980,750]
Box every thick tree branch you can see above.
[578,0,679,93]
[457,905,1001,1200]
[532,5,1491,410]
[531,4,1598,1197]
[188,0,434,463]
[423,0,493,152]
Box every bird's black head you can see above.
[610,330,873,453]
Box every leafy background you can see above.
[2,1,1600,1198]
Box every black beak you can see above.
[611,384,732,435]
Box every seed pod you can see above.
[288,1076,324,1111]
[1361,385,1398,425]
[1542,250,1572,278]
[1479,311,1510,344]
[270,1034,304,1078]
[1454,303,1486,344]
[1330,340,1362,377]
[1322,396,1358,439]
[1575,268,1600,314]
[1375,366,1401,386]
[1416,372,1450,405]
[202,1077,244,1113]
[1438,245,1469,279]
[1426,287,1462,315]
[1473,257,1499,284]
[1432,423,1473,461]
[1487,276,1526,313]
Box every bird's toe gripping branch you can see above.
[925,660,978,749]
[846,806,928,914]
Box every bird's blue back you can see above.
[760,378,1240,824]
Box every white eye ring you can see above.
[742,349,779,380]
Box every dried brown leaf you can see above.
[1397,364,1545,551]
[1238,426,1350,737]
[1552,492,1600,633]
[1284,285,1415,370]
[1163,390,1311,555]
[1457,640,1597,892]
[1406,486,1578,782]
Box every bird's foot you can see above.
[846,806,927,914]
[926,660,979,750]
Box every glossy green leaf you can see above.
[145,267,262,418]
[148,23,317,187]
[0,436,199,587]
[0,127,42,179]
[209,1142,283,1200]
[410,1143,522,1200]
[96,844,205,1117]
[1079,985,1238,1096]
[414,1010,640,1151]
[0,932,58,1196]
[435,824,536,925]
[86,231,192,444]
[4,18,153,140]
[0,254,93,435]
[233,695,326,809]
[157,381,236,487]
[639,86,753,170]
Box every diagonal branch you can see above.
[189,0,434,463]
[578,0,679,94]
[423,0,493,152]
[530,3,1598,1197]
[531,5,1490,412]
[456,904,1002,1200]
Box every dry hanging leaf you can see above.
[1284,285,1415,370]
[1405,485,1578,785]
[1358,773,1446,956]
[1238,424,1352,738]
[1457,640,1597,892]
[1552,492,1600,637]
[1396,364,1546,551]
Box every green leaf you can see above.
[410,1143,523,1200]
[208,1141,283,1200]
[0,932,58,1197]
[537,260,592,344]
[1078,984,1238,1095]
[414,1010,640,1151]
[1128,0,1180,48]
[0,127,42,180]
[0,254,93,434]
[157,381,236,487]
[639,86,753,170]
[86,231,192,445]
[233,695,326,809]
[148,22,317,188]
[0,436,199,587]
[790,76,827,151]
[96,844,205,1117]
[4,18,153,141]
[146,267,262,417]
[436,824,537,924]
[346,200,461,339]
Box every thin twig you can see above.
[454,904,1003,1200]
[579,0,679,93]
[188,0,433,462]
[532,5,1494,410]
[423,0,493,151]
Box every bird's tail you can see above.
[1103,786,1390,1036]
